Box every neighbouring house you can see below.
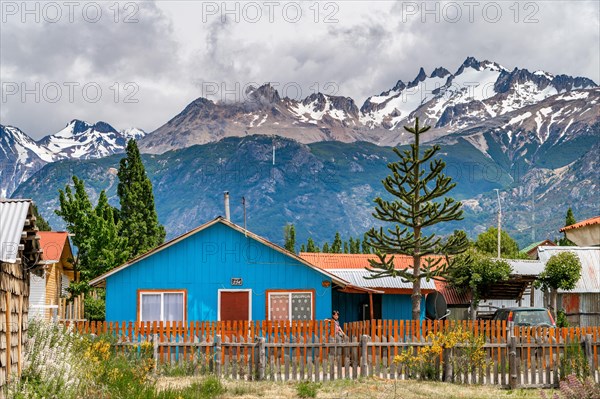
[299,253,437,323]
[559,216,600,246]
[29,232,84,321]
[520,239,556,259]
[90,217,376,323]
[436,259,546,318]
[537,246,600,326]
[0,199,43,389]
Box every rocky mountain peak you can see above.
[245,83,281,105]
[408,67,427,87]
[430,67,450,78]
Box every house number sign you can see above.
[231,278,243,286]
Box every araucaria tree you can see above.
[366,118,470,320]
[118,140,166,258]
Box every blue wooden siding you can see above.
[332,291,370,324]
[105,222,333,321]
[332,290,425,323]
[382,295,426,320]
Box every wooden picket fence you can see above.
[62,320,600,388]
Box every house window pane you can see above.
[141,294,161,322]
[270,294,289,321]
[164,293,184,322]
[291,293,312,320]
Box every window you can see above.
[139,291,185,322]
[267,291,313,321]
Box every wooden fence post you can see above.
[360,335,369,378]
[152,333,158,372]
[583,334,593,374]
[442,347,453,382]
[257,337,266,380]
[509,336,518,389]
[215,335,222,378]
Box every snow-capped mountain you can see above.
[437,88,599,168]
[0,120,146,197]
[0,125,51,197]
[139,57,597,153]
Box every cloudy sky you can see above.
[1,0,598,139]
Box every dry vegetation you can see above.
[157,376,550,399]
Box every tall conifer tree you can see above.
[558,208,576,246]
[366,118,470,320]
[117,140,165,258]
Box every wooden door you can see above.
[220,291,250,321]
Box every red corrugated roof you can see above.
[38,231,69,262]
[560,216,600,232]
[434,279,471,305]
[299,253,446,270]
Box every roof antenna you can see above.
[242,196,247,237]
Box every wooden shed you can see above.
[30,232,84,321]
[0,199,42,390]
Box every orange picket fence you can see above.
[61,320,600,387]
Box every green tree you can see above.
[331,232,342,253]
[366,118,470,320]
[32,203,52,231]
[475,227,520,258]
[56,179,128,302]
[343,241,349,254]
[447,249,512,320]
[361,234,371,254]
[117,139,165,258]
[322,242,330,253]
[300,244,306,253]
[284,224,296,253]
[558,208,577,246]
[306,237,318,253]
[537,251,582,319]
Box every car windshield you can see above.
[513,310,551,325]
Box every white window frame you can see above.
[267,291,314,321]
[217,289,252,321]
[139,290,186,322]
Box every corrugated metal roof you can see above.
[434,280,471,305]
[299,252,446,270]
[505,259,545,276]
[537,246,600,293]
[521,240,556,255]
[560,216,600,232]
[0,199,32,263]
[326,268,436,290]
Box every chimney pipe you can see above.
[224,191,230,221]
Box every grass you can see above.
[156,376,552,399]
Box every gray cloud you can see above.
[1,0,598,139]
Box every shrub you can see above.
[197,376,226,398]
[559,342,590,380]
[296,381,321,398]
[6,320,88,399]
[556,310,570,328]
[393,325,487,381]
[540,374,600,399]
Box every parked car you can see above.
[492,307,556,327]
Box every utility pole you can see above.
[494,189,501,259]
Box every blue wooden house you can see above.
[90,217,377,323]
